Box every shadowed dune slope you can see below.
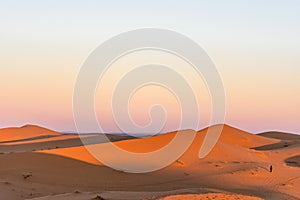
[285,155,300,168]
[258,131,300,141]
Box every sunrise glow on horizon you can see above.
[1,1,299,134]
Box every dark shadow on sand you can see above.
[252,141,300,151]
[0,134,134,153]
[0,135,60,144]
[285,155,300,168]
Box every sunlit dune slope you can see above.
[159,193,263,200]
[41,125,279,166]
[0,125,61,142]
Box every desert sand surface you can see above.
[0,125,299,200]
[159,193,263,200]
[26,190,263,200]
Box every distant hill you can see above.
[258,131,300,140]
[0,124,61,142]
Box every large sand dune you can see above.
[0,125,299,200]
[0,125,61,142]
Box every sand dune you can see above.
[0,125,61,142]
[254,131,300,152]
[0,124,299,200]
[258,131,300,141]
[0,125,133,154]
[41,125,279,166]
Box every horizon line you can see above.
[1,123,299,136]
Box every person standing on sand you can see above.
[270,165,273,172]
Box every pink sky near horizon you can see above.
[1,51,299,134]
[0,1,299,134]
[0,43,299,134]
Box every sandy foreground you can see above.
[0,125,299,200]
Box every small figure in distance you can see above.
[269,165,273,173]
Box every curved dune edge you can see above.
[39,145,102,165]
[159,193,263,200]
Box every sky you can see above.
[0,0,299,134]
